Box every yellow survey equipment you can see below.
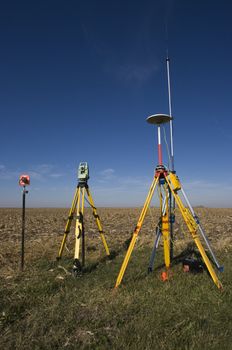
[57,162,110,275]
[167,173,181,191]
[115,114,223,290]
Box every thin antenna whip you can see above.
[166,56,174,171]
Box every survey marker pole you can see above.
[21,187,26,270]
[19,175,30,271]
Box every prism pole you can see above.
[19,174,30,271]
[21,186,26,271]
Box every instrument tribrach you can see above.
[57,162,111,275]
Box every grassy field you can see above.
[0,208,232,349]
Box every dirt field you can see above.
[0,208,232,349]
[0,207,232,275]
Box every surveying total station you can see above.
[57,162,110,275]
[78,162,89,184]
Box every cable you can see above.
[84,194,96,210]
[163,125,171,170]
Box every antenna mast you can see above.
[166,56,174,172]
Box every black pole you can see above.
[21,186,26,271]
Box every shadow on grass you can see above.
[151,243,213,275]
[83,249,119,273]
[56,249,119,276]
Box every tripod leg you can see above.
[57,187,79,259]
[148,185,168,272]
[169,188,175,262]
[162,185,170,269]
[81,187,85,267]
[166,173,222,289]
[115,175,159,288]
[73,187,83,275]
[86,187,110,256]
[181,187,223,271]
[74,187,82,261]
[148,225,162,272]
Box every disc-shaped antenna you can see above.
[146,114,172,125]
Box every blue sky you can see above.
[0,0,232,207]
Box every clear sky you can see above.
[1,0,232,208]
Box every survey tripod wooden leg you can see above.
[115,167,223,289]
[148,183,170,273]
[165,172,223,289]
[57,181,110,274]
[115,175,159,288]
[86,187,110,256]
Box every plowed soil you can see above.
[1,208,232,350]
[1,207,232,275]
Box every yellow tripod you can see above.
[115,115,223,289]
[57,163,110,274]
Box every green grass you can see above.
[1,246,231,350]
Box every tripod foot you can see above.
[218,266,224,273]
[56,256,61,261]
[160,269,173,281]
[108,250,117,260]
[161,271,169,281]
[72,259,82,277]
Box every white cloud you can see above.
[98,168,116,182]
[0,164,19,179]
[183,179,232,191]
[27,164,65,180]
[0,164,64,182]
[99,168,115,176]
[178,179,232,208]
[118,176,150,187]
[29,171,43,181]
[49,173,63,178]
[34,164,54,174]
